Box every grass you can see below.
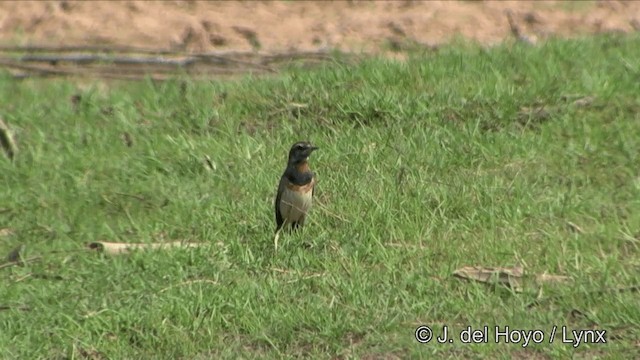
[1,34,639,359]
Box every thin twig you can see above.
[0,44,184,55]
[0,46,348,80]
[19,54,198,67]
[0,59,170,81]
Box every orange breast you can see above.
[296,161,310,173]
[280,178,315,223]
[286,177,315,193]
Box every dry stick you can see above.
[16,53,326,73]
[17,53,292,70]
[0,59,110,77]
[0,59,70,76]
[259,50,337,65]
[19,54,199,67]
[1,58,269,80]
[0,44,325,59]
[12,70,170,82]
[0,44,334,61]
[0,44,185,55]
[0,44,338,62]
[0,60,171,81]
[3,48,340,71]
[0,48,352,80]
[87,241,204,255]
[192,53,276,72]
[81,63,254,76]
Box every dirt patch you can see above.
[0,1,638,53]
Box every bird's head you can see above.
[287,141,318,165]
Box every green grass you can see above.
[1,34,639,359]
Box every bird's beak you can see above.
[306,146,319,156]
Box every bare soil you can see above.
[1,1,639,53]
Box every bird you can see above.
[274,141,319,234]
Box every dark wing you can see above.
[274,175,286,232]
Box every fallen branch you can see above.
[19,54,198,67]
[0,59,171,81]
[86,241,205,255]
[0,44,183,55]
[0,46,349,80]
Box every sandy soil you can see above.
[0,1,639,54]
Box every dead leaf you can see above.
[86,241,204,255]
